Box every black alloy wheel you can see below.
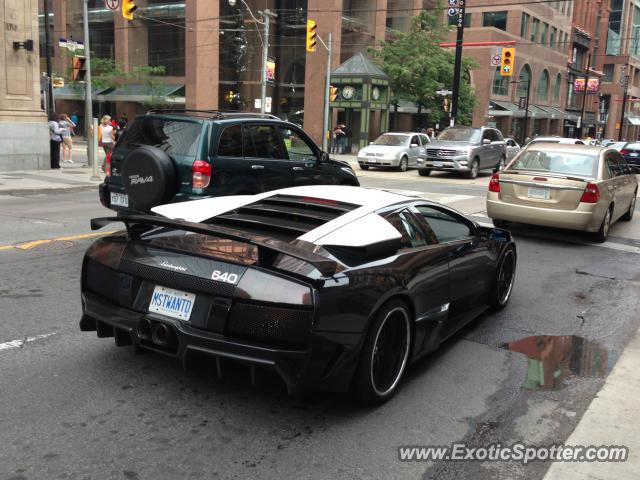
[621,192,636,221]
[489,247,516,310]
[418,169,431,177]
[354,300,411,404]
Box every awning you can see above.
[545,107,568,120]
[97,84,185,103]
[626,116,640,125]
[52,85,111,101]
[527,105,550,118]
[564,111,580,122]
[487,100,519,117]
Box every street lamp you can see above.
[230,0,277,114]
[511,79,531,145]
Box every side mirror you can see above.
[482,138,491,145]
[320,151,330,163]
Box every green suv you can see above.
[99,110,359,213]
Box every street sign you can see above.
[254,99,262,109]
[265,96,272,113]
[518,97,527,109]
[104,0,120,11]
[52,77,65,88]
[490,54,501,67]
[436,89,452,95]
[59,38,84,51]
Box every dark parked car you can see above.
[99,110,359,213]
[619,143,640,171]
[81,186,517,403]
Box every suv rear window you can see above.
[119,117,202,157]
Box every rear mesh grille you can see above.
[120,259,236,296]
[226,302,312,348]
[85,259,120,303]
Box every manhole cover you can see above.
[24,240,74,251]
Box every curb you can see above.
[0,184,100,196]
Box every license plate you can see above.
[433,161,444,167]
[149,286,195,321]
[630,153,638,157]
[368,158,377,163]
[110,192,129,207]
[527,187,550,200]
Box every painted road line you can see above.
[0,230,117,251]
[0,333,57,352]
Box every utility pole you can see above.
[82,0,96,173]
[43,0,54,114]
[449,0,466,127]
[578,53,592,138]
[259,9,277,114]
[523,79,531,145]
[618,66,629,142]
[317,33,332,152]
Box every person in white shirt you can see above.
[99,115,115,172]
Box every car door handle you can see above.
[292,166,304,171]
[251,165,264,170]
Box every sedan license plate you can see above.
[110,192,129,207]
[149,286,195,321]
[433,161,444,167]
[527,187,550,200]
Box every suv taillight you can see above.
[489,173,500,192]
[192,160,211,189]
[620,149,630,156]
[105,151,112,177]
[580,182,600,203]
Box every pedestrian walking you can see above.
[70,112,79,136]
[59,113,76,163]
[98,115,115,171]
[48,113,65,169]
[332,124,345,154]
[426,128,435,141]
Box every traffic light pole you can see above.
[578,53,591,138]
[317,33,332,152]
[449,2,466,127]
[43,0,54,114]
[82,0,97,175]
[259,9,277,115]
[618,70,629,142]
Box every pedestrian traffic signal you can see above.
[500,47,515,77]
[330,86,338,102]
[306,19,317,53]
[71,55,87,81]
[122,0,137,21]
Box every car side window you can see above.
[385,210,431,248]
[410,135,420,147]
[216,125,243,157]
[279,126,317,162]
[613,152,630,175]
[420,134,430,145]
[243,124,288,159]
[414,206,474,243]
[605,153,621,177]
[493,130,504,141]
[506,139,515,147]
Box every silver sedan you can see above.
[357,132,430,172]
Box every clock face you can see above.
[342,86,356,100]
[372,87,380,100]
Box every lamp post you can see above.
[511,79,531,145]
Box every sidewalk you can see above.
[543,327,640,479]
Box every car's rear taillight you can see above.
[580,182,600,203]
[489,173,500,192]
[192,160,211,189]
[105,151,112,177]
[620,149,630,156]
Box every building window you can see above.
[607,0,623,55]
[520,13,530,38]
[550,27,556,47]
[530,18,539,42]
[492,67,509,95]
[540,22,548,44]
[603,64,614,82]
[554,73,562,100]
[517,65,532,98]
[448,13,471,28]
[537,70,550,102]
[483,11,508,30]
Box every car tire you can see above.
[418,169,431,177]
[489,246,517,310]
[620,192,636,221]
[121,145,178,212]
[466,158,479,179]
[494,156,507,173]
[397,156,408,172]
[359,164,370,171]
[353,299,412,404]
[593,206,612,243]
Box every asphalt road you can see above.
[1,174,639,480]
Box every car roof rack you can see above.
[145,109,280,120]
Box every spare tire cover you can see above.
[121,145,178,212]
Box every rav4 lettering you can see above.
[129,174,154,185]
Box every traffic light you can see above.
[500,47,515,77]
[122,0,137,21]
[330,86,338,102]
[71,55,87,81]
[306,19,317,52]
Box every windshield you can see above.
[119,117,202,157]
[373,134,409,147]
[437,127,481,143]
[510,150,598,177]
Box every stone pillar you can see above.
[0,0,48,171]
[185,0,219,110]
[304,0,343,146]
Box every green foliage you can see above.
[370,8,478,126]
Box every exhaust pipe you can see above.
[151,322,172,347]
[136,319,152,341]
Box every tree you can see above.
[371,8,477,127]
